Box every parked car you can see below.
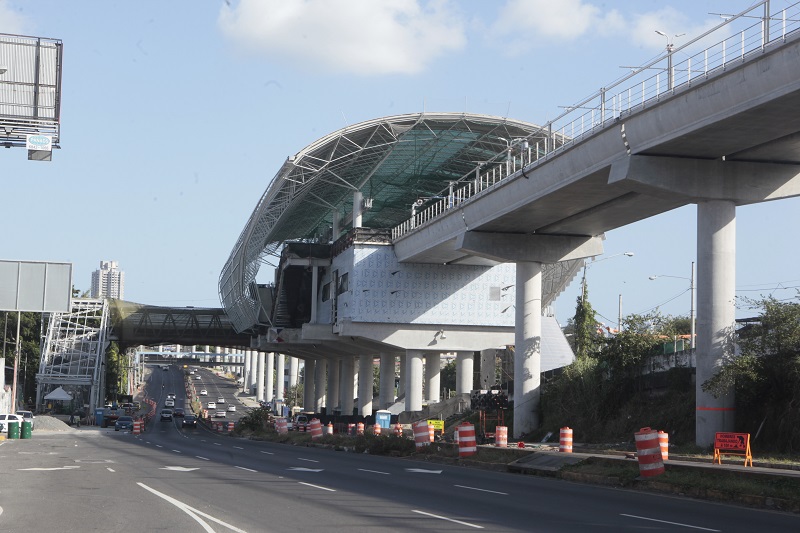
[293,414,309,431]
[173,408,185,418]
[0,414,24,433]
[15,410,35,430]
[114,415,134,431]
[160,409,173,421]
[182,415,198,428]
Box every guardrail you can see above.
[392,1,800,241]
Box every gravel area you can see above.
[32,415,77,432]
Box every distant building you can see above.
[90,260,125,299]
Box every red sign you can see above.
[714,432,748,451]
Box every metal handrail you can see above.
[392,1,800,241]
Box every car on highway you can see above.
[160,409,173,421]
[217,397,225,404]
[0,413,25,433]
[207,402,216,410]
[114,415,134,431]
[214,410,226,418]
[200,389,208,396]
[167,393,176,400]
[165,399,175,408]
[226,405,236,413]
[16,410,35,430]
[182,415,198,428]
[195,375,202,380]
[173,407,185,417]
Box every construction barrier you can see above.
[428,423,435,443]
[325,422,334,436]
[357,422,365,435]
[457,423,477,458]
[413,420,430,448]
[227,421,235,433]
[394,423,403,437]
[309,419,323,440]
[658,430,669,461]
[276,418,288,434]
[559,427,573,453]
[495,426,508,448]
[133,420,142,435]
[348,423,356,436]
[373,424,381,436]
[634,427,665,478]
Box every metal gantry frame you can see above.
[36,299,109,412]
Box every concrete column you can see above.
[358,355,374,416]
[266,352,275,403]
[696,200,737,447]
[204,345,210,353]
[249,350,258,392]
[425,353,441,404]
[398,353,406,398]
[303,359,315,411]
[315,358,327,413]
[311,265,319,323]
[256,351,265,402]
[479,349,495,388]
[379,353,395,409]
[243,350,251,391]
[331,208,340,242]
[215,346,222,354]
[405,350,423,412]
[340,357,355,415]
[327,357,340,411]
[289,357,299,388]
[276,353,285,400]
[513,261,542,438]
[456,351,474,394]
[353,191,363,228]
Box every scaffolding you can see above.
[36,299,109,412]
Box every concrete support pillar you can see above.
[266,352,275,403]
[256,351,265,402]
[696,200,737,446]
[479,349,495,388]
[311,266,319,323]
[358,355,374,417]
[289,357,299,388]
[340,357,355,415]
[353,191,363,228]
[379,353,395,409]
[314,358,327,413]
[425,353,441,404]
[276,353,286,401]
[215,346,222,354]
[328,357,340,411]
[513,261,542,438]
[243,350,251,392]
[398,353,406,398]
[405,350,424,412]
[303,359,315,411]
[456,351,474,394]
[331,208,340,242]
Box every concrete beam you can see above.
[609,155,800,205]
[456,232,604,264]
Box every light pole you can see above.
[655,30,685,90]
[581,252,635,304]
[649,261,695,350]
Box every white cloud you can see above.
[218,0,467,76]
[0,0,30,36]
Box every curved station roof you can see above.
[219,112,561,333]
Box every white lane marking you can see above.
[18,466,80,471]
[235,466,257,472]
[172,449,182,453]
[107,468,116,472]
[196,456,210,461]
[155,444,163,448]
[620,514,721,532]
[288,467,324,472]
[137,482,247,533]
[298,482,335,492]
[454,485,507,495]
[260,451,274,455]
[358,468,390,475]
[233,446,244,450]
[297,458,318,463]
[213,443,221,446]
[160,466,199,472]
[405,468,442,474]
[412,510,483,529]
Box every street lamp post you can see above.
[581,252,635,304]
[649,261,695,350]
[655,30,685,90]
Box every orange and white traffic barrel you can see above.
[276,418,288,434]
[428,423,435,443]
[133,420,141,435]
[227,421,235,433]
[325,422,334,436]
[495,426,508,448]
[413,420,430,448]
[635,427,665,478]
[309,419,323,440]
[347,423,356,436]
[559,427,573,453]
[373,424,381,436]
[457,423,477,457]
[658,430,669,461]
[357,422,365,435]
[393,423,403,437]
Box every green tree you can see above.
[573,281,600,359]
[440,360,456,394]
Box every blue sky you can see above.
[3,0,799,329]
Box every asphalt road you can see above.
[3,372,799,532]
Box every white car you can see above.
[227,405,236,412]
[195,375,202,380]
[167,393,176,400]
[200,389,208,396]
[215,410,226,418]
[0,413,25,433]
[207,402,217,410]
[217,397,225,404]
[165,399,175,408]
[16,410,35,430]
